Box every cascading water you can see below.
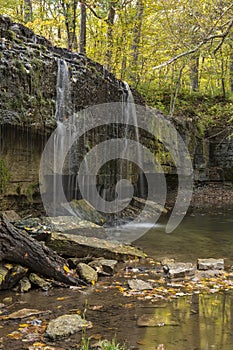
[121,81,144,198]
[52,59,144,218]
[53,58,72,215]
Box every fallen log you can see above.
[0,218,84,286]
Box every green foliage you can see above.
[1,0,233,122]
[26,182,38,202]
[80,337,127,350]
[0,158,11,194]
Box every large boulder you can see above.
[46,232,145,261]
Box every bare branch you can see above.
[153,18,233,70]
[213,17,233,54]
[81,1,107,21]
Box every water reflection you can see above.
[139,293,233,350]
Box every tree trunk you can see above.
[230,52,233,92]
[79,2,86,54]
[24,0,33,23]
[190,56,199,91]
[0,218,84,286]
[61,0,78,50]
[105,1,116,71]
[131,0,144,84]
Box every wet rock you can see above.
[14,217,47,240]
[68,257,93,268]
[77,263,98,284]
[196,269,224,278]
[42,216,106,238]
[0,265,8,286]
[89,258,118,275]
[15,217,42,230]
[68,199,105,225]
[2,297,12,304]
[137,314,179,327]
[2,264,28,289]
[163,262,195,280]
[160,258,175,266]
[128,279,153,291]
[18,277,31,292]
[0,263,27,290]
[47,232,145,261]
[29,273,52,290]
[45,314,92,340]
[1,210,21,223]
[197,258,224,271]
[131,197,168,215]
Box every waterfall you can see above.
[122,81,144,198]
[55,59,71,122]
[53,58,72,215]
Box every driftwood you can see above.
[0,218,84,286]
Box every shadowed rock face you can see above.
[0,15,144,204]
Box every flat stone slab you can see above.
[197,258,224,271]
[42,216,106,238]
[164,262,195,280]
[128,279,153,291]
[47,232,145,261]
[46,314,92,340]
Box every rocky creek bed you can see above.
[1,209,233,349]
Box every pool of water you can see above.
[136,209,233,265]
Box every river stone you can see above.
[2,265,28,290]
[45,314,92,340]
[128,279,153,291]
[29,273,52,290]
[18,277,31,292]
[89,258,118,275]
[131,197,168,215]
[197,258,224,271]
[15,217,42,230]
[0,265,8,287]
[164,262,195,280]
[1,210,21,223]
[68,199,106,225]
[46,232,145,261]
[77,263,98,284]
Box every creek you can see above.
[0,210,233,350]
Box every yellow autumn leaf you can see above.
[4,263,13,270]
[19,323,29,328]
[32,342,46,347]
[63,265,70,273]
